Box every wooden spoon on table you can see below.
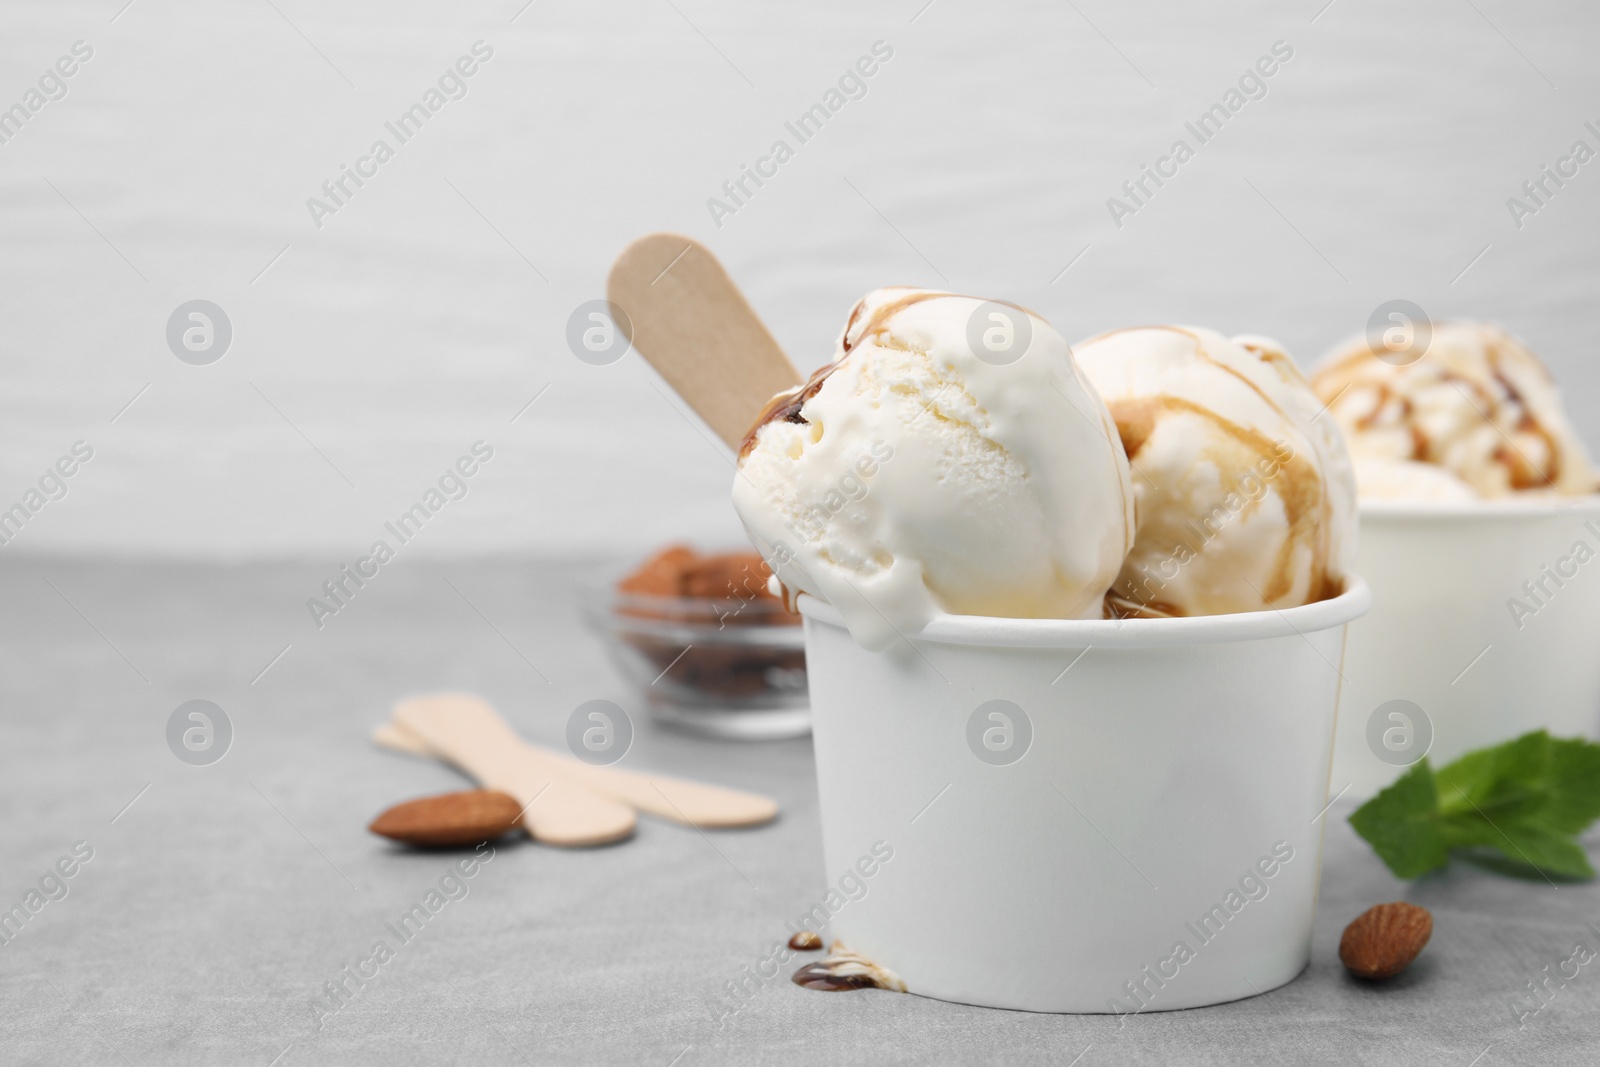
[393,694,636,847]
[389,694,779,839]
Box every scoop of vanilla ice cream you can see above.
[1074,326,1356,617]
[1351,458,1477,502]
[1311,322,1599,499]
[1235,333,1359,563]
[733,288,1134,650]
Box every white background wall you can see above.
[2,0,1596,560]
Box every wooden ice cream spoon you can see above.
[383,695,779,845]
[607,233,802,450]
[393,695,637,847]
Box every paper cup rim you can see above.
[799,578,1370,649]
[1359,494,1600,521]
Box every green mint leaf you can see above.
[1349,761,1449,879]
[1443,817,1596,881]
[1540,736,1600,834]
[1354,732,1600,882]
[1436,730,1549,823]
[1437,731,1600,836]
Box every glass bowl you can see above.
[581,572,809,740]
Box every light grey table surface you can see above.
[2,557,1596,1066]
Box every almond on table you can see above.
[369,789,523,848]
[1339,902,1432,980]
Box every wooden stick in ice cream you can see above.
[607,233,802,450]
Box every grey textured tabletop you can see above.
[2,558,1596,1066]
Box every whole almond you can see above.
[369,789,522,847]
[681,553,774,601]
[1339,902,1432,980]
[618,544,696,596]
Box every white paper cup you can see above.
[1331,498,1600,799]
[800,580,1370,1014]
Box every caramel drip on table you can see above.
[790,943,906,993]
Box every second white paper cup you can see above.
[800,581,1370,1014]
[1331,497,1600,799]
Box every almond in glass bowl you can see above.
[583,546,808,739]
